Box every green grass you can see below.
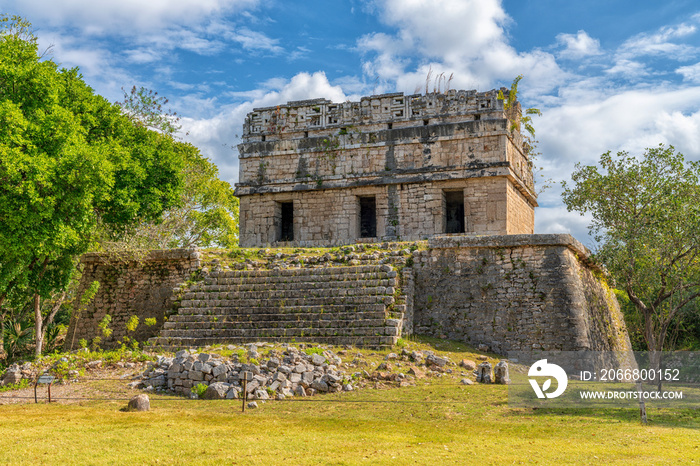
[200,241,428,269]
[0,379,697,465]
[1,334,698,465]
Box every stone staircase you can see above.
[149,264,407,350]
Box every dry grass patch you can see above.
[0,337,697,464]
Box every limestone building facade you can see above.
[235,89,537,247]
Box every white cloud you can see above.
[617,19,700,60]
[605,59,649,79]
[537,86,700,165]
[13,0,283,106]
[534,205,595,247]
[124,49,162,64]
[371,0,509,62]
[530,85,700,242]
[556,30,602,59]
[39,34,134,101]
[227,28,284,54]
[653,109,700,156]
[6,0,258,34]
[358,0,565,96]
[676,62,700,83]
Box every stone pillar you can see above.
[494,360,510,384]
[476,362,492,383]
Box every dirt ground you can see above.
[0,365,147,405]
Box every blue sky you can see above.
[3,0,700,247]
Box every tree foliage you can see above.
[97,141,239,250]
[562,145,700,353]
[119,85,182,135]
[0,15,187,357]
[98,86,239,250]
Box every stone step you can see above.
[179,295,395,309]
[158,325,398,339]
[148,334,398,350]
[168,308,389,322]
[208,265,393,279]
[174,304,389,317]
[150,262,405,349]
[188,277,397,293]
[163,318,388,331]
[182,286,396,302]
[199,272,397,287]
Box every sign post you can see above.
[35,374,55,404]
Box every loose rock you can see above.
[203,382,230,400]
[127,394,150,411]
[459,359,476,371]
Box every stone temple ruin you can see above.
[67,89,633,365]
[235,89,536,247]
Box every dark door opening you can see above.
[359,197,377,238]
[445,191,465,234]
[279,202,294,241]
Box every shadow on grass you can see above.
[504,404,700,429]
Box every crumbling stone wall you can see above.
[411,234,633,355]
[66,236,632,361]
[236,89,537,247]
[64,249,200,350]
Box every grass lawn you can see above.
[1,377,698,465]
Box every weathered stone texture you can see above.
[64,249,200,350]
[148,264,409,350]
[412,234,633,355]
[239,177,530,247]
[235,89,537,247]
[127,394,150,411]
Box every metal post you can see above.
[242,378,247,413]
[636,380,647,424]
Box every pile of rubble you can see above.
[0,363,34,387]
[133,343,511,401]
[134,344,353,400]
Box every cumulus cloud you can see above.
[531,85,700,242]
[536,86,700,181]
[556,30,602,59]
[358,0,565,97]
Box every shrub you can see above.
[191,383,208,398]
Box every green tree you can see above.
[119,85,182,135]
[97,142,239,250]
[97,87,239,250]
[562,145,700,360]
[0,15,185,357]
